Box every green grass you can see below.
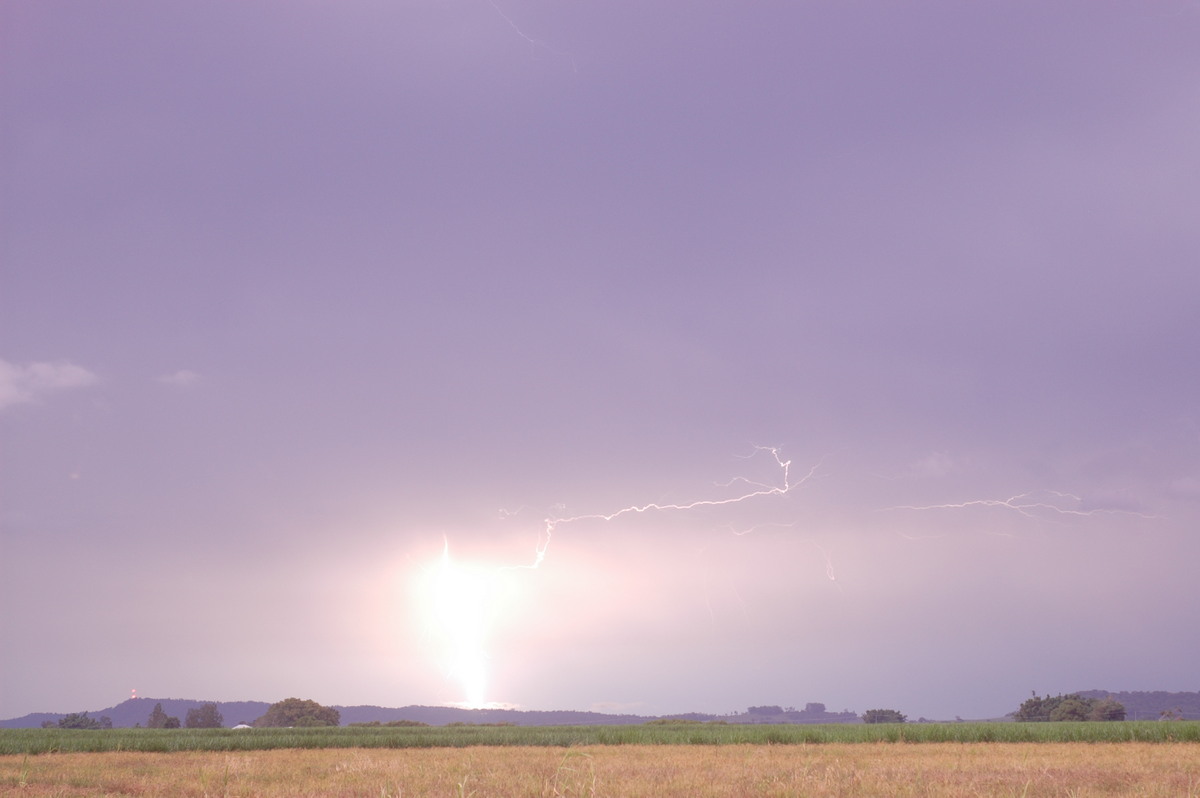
[2,721,1197,755]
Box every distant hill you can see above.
[1077,690,1200,721]
[2,698,861,729]
[337,705,650,726]
[338,704,858,726]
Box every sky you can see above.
[2,1,1199,723]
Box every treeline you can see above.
[1011,693,1125,722]
[44,702,228,730]
[1077,690,1200,721]
[41,699,337,730]
[42,713,113,730]
[739,703,859,723]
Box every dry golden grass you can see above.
[2,742,1198,797]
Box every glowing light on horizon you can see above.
[424,539,498,708]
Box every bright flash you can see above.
[420,539,506,708]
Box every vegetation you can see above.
[254,698,340,728]
[4,743,1200,797]
[861,709,907,724]
[40,713,112,730]
[1077,690,1200,721]
[1012,692,1126,722]
[184,703,223,729]
[2,721,1199,755]
[146,703,181,729]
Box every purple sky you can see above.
[3,2,1199,722]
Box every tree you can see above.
[186,703,225,729]
[1012,692,1125,722]
[254,698,340,728]
[1013,692,1060,722]
[146,702,181,729]
[1049,696,1091,722]
[1089,698,1127,722]
[861,709,907,724]
[55,712,110,730]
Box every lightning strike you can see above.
[811,540,839,584]
[486,0,578,72]
[519,447,821,571]
[419,446,823,708]
[420,538,511,708]
[885,489,1158,520]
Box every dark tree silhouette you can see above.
[146,702,181,729]
[185,703,225,728]
[254,698,340,727]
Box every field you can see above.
[3,721,1199,754]
[2,724,1198,797]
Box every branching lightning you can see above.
[514,447,821,571]
[421,446,822,707]
[486,0,578,72]
[885,489,1159,521]
[419,444,1163,708]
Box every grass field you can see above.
[2,741,1199,797]
[2,721,1199,754]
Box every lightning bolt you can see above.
[885,489,1159,520]
[514,446,822,571]
[423,446,822,707]
[486,0,578,72]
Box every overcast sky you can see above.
[3,1,1199,723]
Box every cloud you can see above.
[0,358,98,411]
[156,369,201,387]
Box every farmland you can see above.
[2,741,1199,797]
[2,724,1198,797]
[2,720,1199,754]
